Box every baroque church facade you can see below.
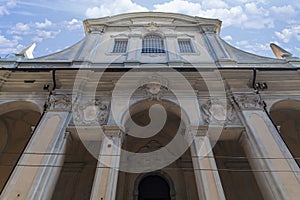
[0,12,300,200]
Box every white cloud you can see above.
[0,6,9,16]
[8,21,62,44]
[0,34,24,55]
[199,6,249,28]
[82,0,294,31]
[0,0,16,16]
[152,0,275,29]
[201,0,228,10]
[33,30,61,42]
[270,5,296,17]
[245,2,268,16]
[223,35,232,41]
[35,19,53,28]
[236,40,270,54]
[6,0,16,8]
[153,0,202,15]
[275,25,300,43]
[0,35,14,47]
[230,0,249,3]
[153,1,248,28]
[8,22,31,34]
[236,40,249,46]
[85,0,148,18]
[64,19,82,31]
[243,17,274,29]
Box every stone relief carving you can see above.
[234,94,264,110]
[146,22,159,32]
[73,99,109,126]
[47,94,72,111]
[138,73,169,101]
[201,98,236,124]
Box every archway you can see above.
[270,100,300,165]
[138,175,170,200]
[0,102,41,193]
[116,100,199,200]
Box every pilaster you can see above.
[165,34,181,63]
[90,125,123,200]
[234,93,300,200]
[125,33,142,64]
[190,126,225,200]
[0,94,71,200]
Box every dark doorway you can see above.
[138,175,171,200]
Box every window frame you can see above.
[142,34,165,54]
[112,38,128,54]
[178,39,195,53]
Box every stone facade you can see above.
[0,12,300,200]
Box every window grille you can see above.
[112,40,128,53]
[178,40,194,53]
[142,34,165,53]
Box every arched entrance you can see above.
[116,100,199,200]
[138,175,171,200]
[270,100,300,165]
[0,102,42,193]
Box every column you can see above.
[90,125,123,200]
[190,127,225,200]
[234,94,300,200]
[0,94,71,200]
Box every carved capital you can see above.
[88,25,105,34]
[102,125,124,138]
[200,25,218,34]
[234,94,264,110]
[187,125,208,136]
[73,99,109,126]
[47,94,72,111]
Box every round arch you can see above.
[0,100,42,193]
[133,171,176,200]
[142,32,166,40]
[269,99,300,166]
[270,99,300,112]
[0,100,42,116]
[119,99,196,129]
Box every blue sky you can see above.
[0,0,299,58]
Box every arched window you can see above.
[142,34,165,53]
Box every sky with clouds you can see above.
[0,0,299,58]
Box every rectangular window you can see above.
[178,40,194,53]
[112,40,128,53]
[142,34,165,53]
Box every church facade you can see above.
[0,12,300,200]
